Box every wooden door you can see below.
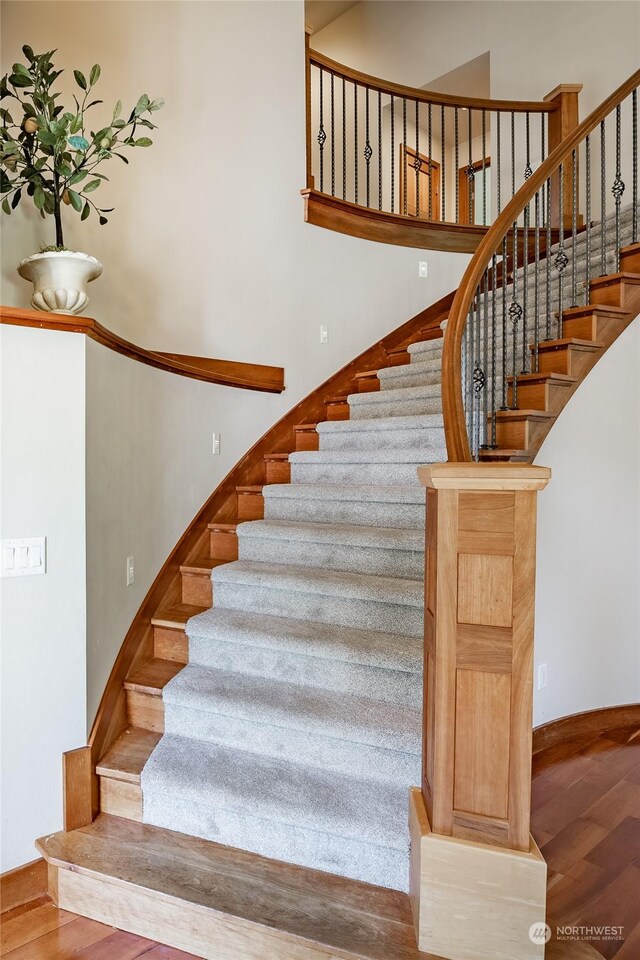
[458,157,491,225]
[400,145,440,220]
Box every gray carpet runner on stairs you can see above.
[141,330,444,892]
[141,205,634,891]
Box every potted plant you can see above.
[1,45,163,314]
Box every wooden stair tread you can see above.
[479,448,530,460]
[494,408,555,420]
[534,337,603,351]
[293,423,318,430]
[96,728,161,783]
[560,303,628,318]
[590,270,640,285]
[151,603,206,629]
[620,242,640,253]
[207,521,237,532]
[506,372,577,384]
[37,815,430,960]
[124,658,184,696]
[355,370,379,379]
[237,485,263,493]
[326,395,348,403]
[264,452,290,461]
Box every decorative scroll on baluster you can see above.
[612,104,625,272]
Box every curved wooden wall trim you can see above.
[0,306,285,393]
[87,291,455,798]
[532,703,640,755]
[308,50,557,114]
[302,189,487,254]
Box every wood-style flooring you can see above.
[2,723,638,960]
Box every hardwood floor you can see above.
[532,722,640,959]
[2,722,638,959]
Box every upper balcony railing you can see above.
[303,38,577,252]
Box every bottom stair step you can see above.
[37,814,427,960]
[141,734,410,891]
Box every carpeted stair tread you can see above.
[186,607,423,674]
[163,664,422,754]
[142,734,409,854]
[376,360,441,385]
[347,383,441,407]
[263,482,426,503]
[289,447,442,465]
[236,519,424,551]
[316,413,443,434]
[211,560,423,606]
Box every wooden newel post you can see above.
[410,463,551,960]
[544,83,583,228]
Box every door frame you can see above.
[400,144,441,221]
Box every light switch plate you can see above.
[1,537,46,577]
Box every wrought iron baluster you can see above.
[612,103,625,272]
[317,66,326,192]
[354,83,358,204]
[510,220,521,408]
[556,163,568,336]
[633,88,638,244]
[511,111,516,197]
[490,253,497,446]
[524,111,532,180]
[330,72,335,196]
[378,90,382,211]
[545,178,552,339]
[471,285,483,458]
[481,267,489,448]
[481,110,487,225]
[403,98,407,215]
[441,106,446,221]
[522,202,530,373]
[540,114,546,216]
[390,94,395,213]
[342,77,346,201]
[501,237,508,408]
[600,119,606,275]
[428,101,433,221]
[415,100,420,217]
[464,304,473,450]
[454,107,459,223]
[534,192,541,372]
[466,109,474,225]
[571,149,578,306]
[585,135,591,302]
[496,112,502,215]
[364,86,371,207]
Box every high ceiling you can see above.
[305,0,360,34]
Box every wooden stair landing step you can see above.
[37,814,434,960]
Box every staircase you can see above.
[37,221,639,960]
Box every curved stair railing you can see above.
[442,69,640,461]
[304,38,580,251]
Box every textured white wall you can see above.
[0,327,87,871]
[1,0,469,735]
[533,318,640,725]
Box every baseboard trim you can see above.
[532,703,640,755]
[1,857,48,913]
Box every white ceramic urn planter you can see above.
[17,250,103,315]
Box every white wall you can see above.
[0,327,87,871]
[312,2,640,114]
[533,318,640,725]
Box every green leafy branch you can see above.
[1,45,163,247]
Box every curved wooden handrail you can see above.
[442,68,640,461]
[0,305,285,393]
[309,49,557,114]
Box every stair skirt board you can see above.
[136,203,638,897]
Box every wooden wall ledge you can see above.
[301,189,488,254]
[0,306,285,394]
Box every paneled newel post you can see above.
[544,83,583,227]
[410,463,551,960]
